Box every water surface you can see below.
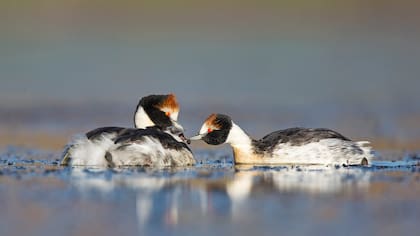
[1,147,419,236]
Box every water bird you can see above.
[190,114,376,166]
[61,94,195,167]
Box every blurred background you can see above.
[1,0,420,151]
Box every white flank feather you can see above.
[65,134,117,166]
[109,136,195,167]
[272,138,377,165]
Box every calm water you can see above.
[0,147,419,236]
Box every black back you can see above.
[114,127,191,152]
[252,127,351,153]
[86,127,134,140]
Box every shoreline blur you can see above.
[1,102,420,153]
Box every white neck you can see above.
[225,122,253,152]
[134,107,155,128]
[226,122,268,164]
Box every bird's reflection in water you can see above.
[69,165,371,234]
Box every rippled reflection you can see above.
[69,164,376,234]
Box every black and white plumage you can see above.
[190,114,376,166]
[61,94,195,167]
[107,127,194,166]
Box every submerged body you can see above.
[109,128,194,166]
[62,127,131,166]
[232,126,373,165]
[191,114,376,166]
[61,94,195,167]
[65,127,195,167]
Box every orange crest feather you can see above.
[157,93,179,113]
[205,114,222,129]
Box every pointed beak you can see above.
[178,133,191,144]
[189,133,206,141]
[168,119,192,144]
[169,119,184,134]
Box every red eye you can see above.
[207,128,213,133]
[165,112,171,117]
